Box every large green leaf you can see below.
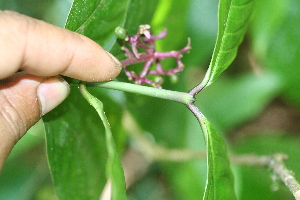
[202,0,254,88]
[43,85,125,200]
[44,0,159,199]
[44,1,130,199]
[79,83,126,200]
[65,0,130,50]
[199,114,236,199]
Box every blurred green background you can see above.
[1,0,300,199]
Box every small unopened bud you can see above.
[115,26,127,39]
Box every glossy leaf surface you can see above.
[202,0,254,88]
[43,0,158,199]
[65,0,130,50]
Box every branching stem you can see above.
[84,77,300,199]
[270,154,300,200]
[123,108,300,199]
[188,80,207,96]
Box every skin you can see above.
[0,11,122,171]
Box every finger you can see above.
[0,10,122,81]
[0,73,69,171]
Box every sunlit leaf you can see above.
[199,114,236,199]
[202,0,254,88]
[65,0,130,50]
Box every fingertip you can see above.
[63,36,123,82]
[0,10,122,82]
[37,76,70,115]
[105,51,123,78]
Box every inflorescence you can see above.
[115,25,191,88]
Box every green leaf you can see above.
[44,1,159,199]
[202,0,254,88]
[79,83,126,200]
[109,0,159,58]
[65,0,130,50]
[43,85,125,200]
[44,0,130,198]
[123,0,159,34]
[199,114,236,199]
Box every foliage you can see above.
[1,0,300,200]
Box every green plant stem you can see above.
[78,82,127,200]
[78,82,116,170]
[270,154,300,200]
[123,115,300,200]
[86,81,195,104]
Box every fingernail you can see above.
[106,51,122,69]
[37,76,70,115]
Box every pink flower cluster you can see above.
[119,25,191,88]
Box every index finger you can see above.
[0,10,122,82]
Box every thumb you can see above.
[0,73,69,170]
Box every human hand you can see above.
[0,10,122,171]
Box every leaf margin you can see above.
[201,0,254,88]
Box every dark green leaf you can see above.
[44,1,159,199]
[123,0,159,34]
[45,0,131,198]
[43,85,125,200]
[109,0,159,58]
[65,0,130,50]
[202,0,254,88]
[79,83,126,200]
